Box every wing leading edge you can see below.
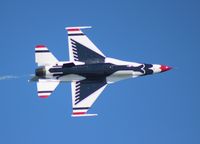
[71,79,107,117]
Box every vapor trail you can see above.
[0,75,19,80]
[0,74,34,81]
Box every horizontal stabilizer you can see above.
[35,45,58,66]
[37,79,60,98]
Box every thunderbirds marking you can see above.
[30,26,172,117]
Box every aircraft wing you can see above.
[66,26,106,64]
[71,79,107,117]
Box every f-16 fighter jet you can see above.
[31,26,172,117]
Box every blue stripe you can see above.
[68,33,85,36]
[38,91,52,93]
[35,50,49,53]
[73,107,89,110]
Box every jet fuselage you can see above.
[36,60,170,83]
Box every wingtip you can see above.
[35,45,46,48]
[65,26,92,30]
[71,113,98,117]
[39,95,49,98]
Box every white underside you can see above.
[58,74,86,82]
[106,70,142,83]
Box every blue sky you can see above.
[0,0,200,144]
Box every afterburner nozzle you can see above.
[35,67,46,77]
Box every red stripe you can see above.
[39,95,49,98]
[36,45,46,48]
[73,112,86,115]
[67,28,80,32]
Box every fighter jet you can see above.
[31,26,172,117]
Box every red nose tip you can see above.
[160,65,172,72]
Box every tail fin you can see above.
[35,45,58,66]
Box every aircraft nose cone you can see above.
[160,65,172,72]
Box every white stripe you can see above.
[75,93,80,96]
[38,93,51,96]
[73,109,87,113]
[35,47,48,51]
[73,51,77,54]
[53,72,63,74]
[66,26,91,30]
[68,31,83,34]
[76,86,80,89]
[72,48,77,51]
[76,82,80,85]
[73,54,78,58]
